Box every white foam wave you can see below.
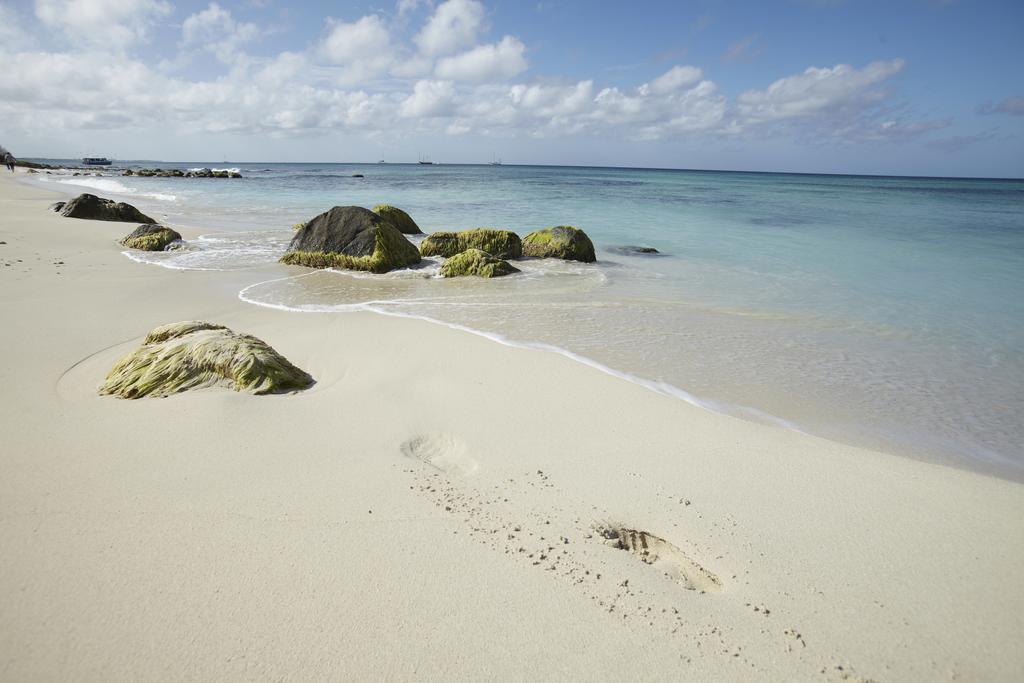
[57,177,136,194]
[237,273,805,434]
[53,176,176,202]
[120,250,228,271]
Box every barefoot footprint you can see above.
[597,525,723,593]
[401,433,479,477]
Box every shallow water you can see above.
[31,161,1024,479]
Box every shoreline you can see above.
[21,168,1023,483]
[2,170,1023,679]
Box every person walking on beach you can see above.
[3,152,14,172]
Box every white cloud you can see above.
[640,65,702,96]
[435,36,526,81]
[181,3,261,64]
[737,59,905,124]
[400,80,455,117]
[320,15,391,64]
[34,0,171,51]
[415,0,486,57]
[1,8,940,155]
[318,14,394,84]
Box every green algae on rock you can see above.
[522,225,596,263]
[419,228,522,259]
[59,193,156,223]
[119,224,182,251]
[99,321,314,399]
[281,206,421,274]
[372,204,423,234]
[439,248,520,278]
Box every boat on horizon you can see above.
[489,153,502,166]
[82,157,112,166]
[418,154,433,165]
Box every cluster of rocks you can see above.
[123,168,242,178]
[52,193,183,252]
[282,204,599,278]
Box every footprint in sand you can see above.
[597,525,723,593]
[401,433,479,477]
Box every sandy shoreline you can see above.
[1,171,1022,680]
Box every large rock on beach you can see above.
[419,228,522,260]
[281,205,421,273]
[59,193,155,223]
[99,321,314,399]
[439,248,520,278]
[119,224,182,251]
[522,225,596,263]
[372,204,422,234]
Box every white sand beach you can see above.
[1,171,1023,680]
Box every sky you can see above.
[0,0,1022,177]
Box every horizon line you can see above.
[20,156,1024,182]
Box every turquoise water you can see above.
[32,162,1024,479]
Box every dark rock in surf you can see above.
[119,224,182,251]
[522,225,596,263]
[439,248,520,278]
[281,205,421,274]
[372,204,422,234]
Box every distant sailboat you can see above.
[418,154,433,165]
[489,153,502,166]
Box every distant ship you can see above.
[82,157,112,166]
[489,153,502,166]
[418,155,433,165]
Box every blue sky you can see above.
[1,0,1021,176]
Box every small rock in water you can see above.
[607,245,663,256]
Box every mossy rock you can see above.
[522,226,596,263]
[119,224,182,251]
[99,321,314,399]
[59,193,156,223]
[281,205,421,274]
[420,228,522,260]
[372,204,422,234]
[440,248,520,278]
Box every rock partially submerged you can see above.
[372,204,422,234]
[119,224,182,251]
[99,321,314,399]
[440,248,520,278]
[522,226,596,263]
[419,228,522,259]
[59,193,155,223]
[607,245,662,256]
[281,205,421,273]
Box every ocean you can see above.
[27,161,1024,480]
